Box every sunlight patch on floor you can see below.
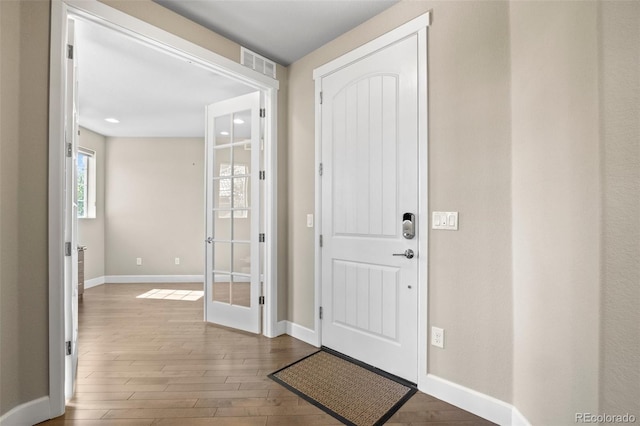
[136,289,204,301]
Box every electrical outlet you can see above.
[175,257,180,265]
[431,326,444,348]
[136,257,142,266]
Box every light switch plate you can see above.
[307,214,314,228]
[432,212,458,230]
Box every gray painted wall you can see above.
[78,128,106,281]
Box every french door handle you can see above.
[206,237,213,244]
[392,249,414,259]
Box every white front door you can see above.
[320,34,420,382]
[205,92,262,334]
[64,18,80,400]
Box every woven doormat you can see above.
[268,348,417,426]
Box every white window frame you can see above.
[77,147,96,219]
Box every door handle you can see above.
[392,249,414,259]
[206,237,213,244]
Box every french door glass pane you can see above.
[214,213,231,241]
[233,210,251,241]
[233,110,251,145]
[231,278,250,307]
[215,114,231,146]
[212,273,230,304]
[232,243,251,274]
[214,147,231,174]
[213,242,231,272]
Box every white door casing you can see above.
[205,92,262,334]
[63,17,80,400]
[317,30,425,382]
[50,1,281,418]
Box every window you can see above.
[77,147,96,219]
[218,163,248,219]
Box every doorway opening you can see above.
[49,0,279,417]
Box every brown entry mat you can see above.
[268,347,417,426]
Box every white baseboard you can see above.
[0,396,50,426]
[422,374,523,426]
[104,275,204,284]
[84,276,105,289]
[283,321,320,347]
[275,320,288,336]
[511,406,532,426]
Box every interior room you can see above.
[1,0,638,425]
[74,18,257,290]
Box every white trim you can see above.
[284,321,320,347]
[48,0,68,417]
[416,25,430,390]
[49,0,279,415]
[84,276,105,289]
[104,275,204,284]
[84,276,210,288]
[0,396,50,426]
[512,406,532,426]
[422,375,514,426]
[275,320,288,336]
[313,12,430,383]
[313,12,431,79]
[262,88,279,338]
[312,80,323,349]
[64,0,278,91]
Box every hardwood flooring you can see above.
[39,283,494,425]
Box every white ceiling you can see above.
[76,19,255,138]
[76,1,399,138]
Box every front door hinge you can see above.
[66,341,72,355]
[67,44,74,60]
[259,170,266,180]
[319,91,323,104]
[259,296,265,305]
[319,163,323,176]
[65,242,72,257]
[259,233,265,243]
[259,108,266,118]
[319,235,323,248]
[66,143,72,158]
[319,306,323,320]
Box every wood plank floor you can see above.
[40,283,494,426]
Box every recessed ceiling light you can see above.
[233,118,244,124]
[105,117,120,124]
[220,131,229,136]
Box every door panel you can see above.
[321,35,419,381]
[205,92,261,334]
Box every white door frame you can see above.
[312,12,430,389]
[48,0,280,417]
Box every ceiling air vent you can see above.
[241,47,276,79]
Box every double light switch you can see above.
[432,212,458,230]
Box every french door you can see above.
[205,92,262,334]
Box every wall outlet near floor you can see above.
[136,257,142,266]
[175,257,180,265]
[431,326,444,348]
